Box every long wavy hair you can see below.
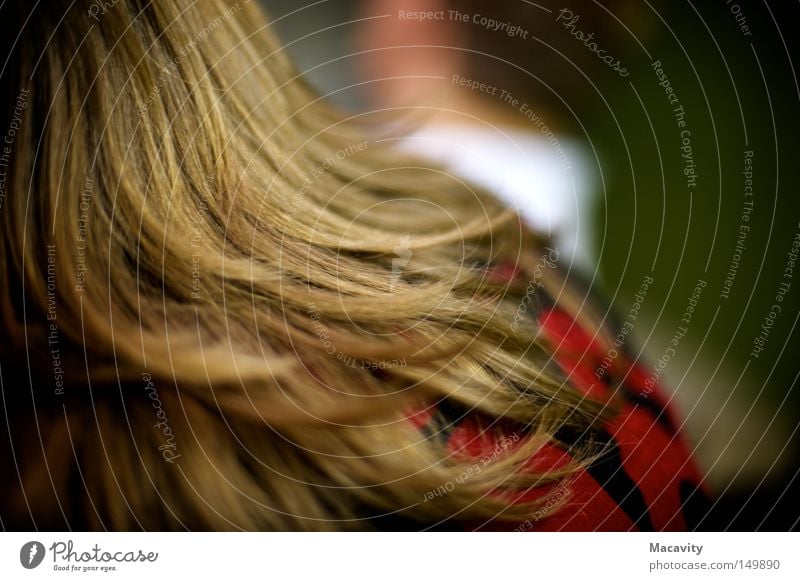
[0,0,611,530]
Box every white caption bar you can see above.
[1,532,797,580]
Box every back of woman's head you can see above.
[0,0,604,530]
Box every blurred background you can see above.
[257,0,800,529]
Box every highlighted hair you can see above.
[0,0,608,530]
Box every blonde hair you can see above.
[0,0,609,530]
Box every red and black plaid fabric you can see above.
[405,261,711,531]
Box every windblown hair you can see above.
[0,0,610,530]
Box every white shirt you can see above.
[395,123,598,272]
